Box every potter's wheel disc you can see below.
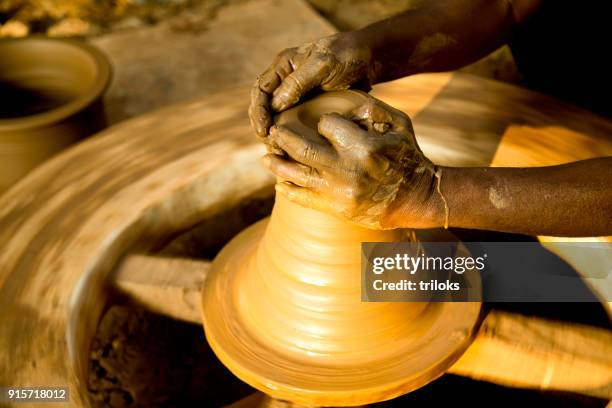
[202,218,481,406]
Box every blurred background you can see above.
[0,0,521,125]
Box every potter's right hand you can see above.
[249,32,377,145]
[263,95,442,230]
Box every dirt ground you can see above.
[5,0,415,37]
[0,0,229,37]
[88,305,253,407]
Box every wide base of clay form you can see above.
[202,91,482,406]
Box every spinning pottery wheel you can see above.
[202,90,481,406]
[1,73,611,407]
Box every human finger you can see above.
[262,154,325,189]
[350,96,412,133]
[317,112,368,150]
[258,49,295,94]
[269,125,336,168]
[275,182,331,213]
[271,58,331,112]
[249,82,273,139]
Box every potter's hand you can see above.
[263,96,444,230]
[249,33,376,144]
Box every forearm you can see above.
[354,0,540,82]
[432,158,612,236]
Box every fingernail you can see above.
[271,99,286,112]
[272,93,294,112]
[317,113,331,128]
[267,144,284,156]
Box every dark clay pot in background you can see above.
[0,37,111,193]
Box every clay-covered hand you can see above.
[249,32,377,145]
[263,95,443,230]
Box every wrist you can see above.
[346,29,382,84]
[383,164,449,230]
[353,17,423,82]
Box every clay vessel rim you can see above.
[0,37,112,131]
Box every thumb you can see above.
[271,59,330,112]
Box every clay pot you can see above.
[0,37,111,193]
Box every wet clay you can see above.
[202,91,481,406]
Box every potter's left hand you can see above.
[263,95,444,229]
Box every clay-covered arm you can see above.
[249,0,542,139]
[265,93,611,237]
[402,159,612,236]
[358,0,542,81]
